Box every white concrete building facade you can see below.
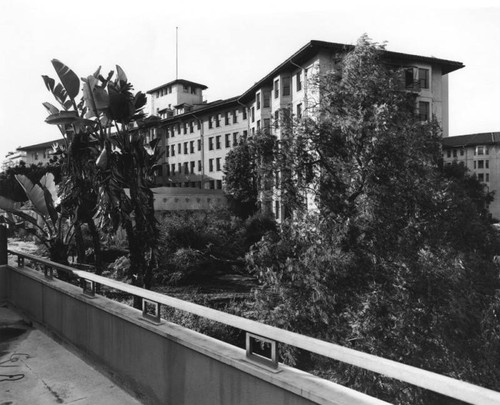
[146,40,464,217]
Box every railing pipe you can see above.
[7,248,500,405]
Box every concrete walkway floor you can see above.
[0,306,142,405]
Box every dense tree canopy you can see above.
[246,35,500,404]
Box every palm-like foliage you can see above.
[0,173,73,264]
[42,60,160,292]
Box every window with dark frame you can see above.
[283,77,291,96]
[418,68,429,89]
[296,103,302,119]
[274,79,279,98]
[418,101,430,121]
[296,71,302,91]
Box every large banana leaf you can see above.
[0,195,17,210]
[14,175,49,217]
[51,59,80,100]
[39,173,59,225]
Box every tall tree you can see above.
[247,35,500,404]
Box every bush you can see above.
[155,210,276,286]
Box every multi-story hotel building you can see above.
[4,40,464,214]
[442,132,500,219]
[145,40,463,217]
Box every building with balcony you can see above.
[146,40,464,218]
[442,132,500,219]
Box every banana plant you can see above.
[0,173,74,265]
[42,60,160,296]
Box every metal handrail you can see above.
[7,248,500,405]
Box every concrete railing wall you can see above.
[2,229,500,405]
[0,258,385,404]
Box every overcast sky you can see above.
[1,0,499,161]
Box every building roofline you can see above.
[146,79,208,94]
[239,40,464,102]
[155,96,241,124]
[442,132,500,147]
[16,138,64,151]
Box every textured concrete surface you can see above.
[0,306,142,405]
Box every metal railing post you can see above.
[0,225,7,265]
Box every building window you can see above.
[275,200,280,220]
[233,132,238,146]
[486,173,490,182]
[191,87,196,94]
[446,149,451,158]
[452,149,457,158]
[263,92,270,108]
[215,115,220,127]
[418,68,429,89]
[190,121,194,133]
[274,79,279,98]
[256,92,261,110]
[198,160,202,171]
[478,173,484,182]
[183,123,188,135]
[225,134,231,148]
[183,85,189,93]
[216,158,221,171]
[233,110,238,123]
[486,160,489,169]
[283,77,291,96]
[178,163,182,174]
[460,149,464,156]
[216,135,221,149]
[184,162,189,174]
[296,71,302,91]
[216,180,222,189]
[474,161,477,169]
[243,130,248,141]
[251,106,255,123]
[171,164,175,174]
[166,146,170,157]
[225,111,230,125]
[209,137,214,151]
[418,101,430,121]
[190,161,195,173]
[242,108,247,120]
[296,103,302,119]
[257,120,260,131]
[209,159,214,172]
[478,160,484,169]
[264,119,270,133]
[198,139,201,151]
[165,165,170,176]
[405,68,415,88]
[171,145,175,156]
[476,146,488,155]
[209,116,213,129]
[190,141,195,154]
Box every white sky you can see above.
[1,0,499,161]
